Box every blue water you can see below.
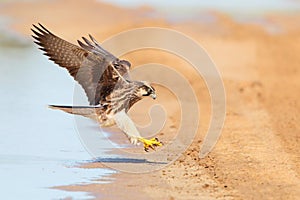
[101,0,300,29]
[100,0,299,34]
[101,0,300,14]
[0,43,115,199]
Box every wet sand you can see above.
[2,0,300,199]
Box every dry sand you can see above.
[1,0,299,199]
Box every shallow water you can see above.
[0,45,115,199]
[101,0,300,14]
[101,0,300,34]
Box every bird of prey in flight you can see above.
[31,23,162,151]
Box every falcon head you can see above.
[136,81,156,100]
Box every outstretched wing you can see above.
[113,110,142,145]
[31,23,131,105]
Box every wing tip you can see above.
[89,34,98,44]
[31,23,54,37]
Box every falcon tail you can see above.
[48,105,101,120]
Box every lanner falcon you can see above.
[31,23,162,151]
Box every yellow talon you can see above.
[138,137,163,152]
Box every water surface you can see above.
[0,44,115,199]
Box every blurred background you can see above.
[0,0,299,199]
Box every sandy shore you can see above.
[2,0,300,199]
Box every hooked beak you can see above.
[150,92,156,100]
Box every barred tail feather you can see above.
[48,105,101,120]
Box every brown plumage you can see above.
[32,23,162,151]
[31,23,130,105]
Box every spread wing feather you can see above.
[31,23,131,105]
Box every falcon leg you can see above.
[138,137,163,152]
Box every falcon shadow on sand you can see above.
[91,157,167,165]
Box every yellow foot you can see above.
[138,137,163,152]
